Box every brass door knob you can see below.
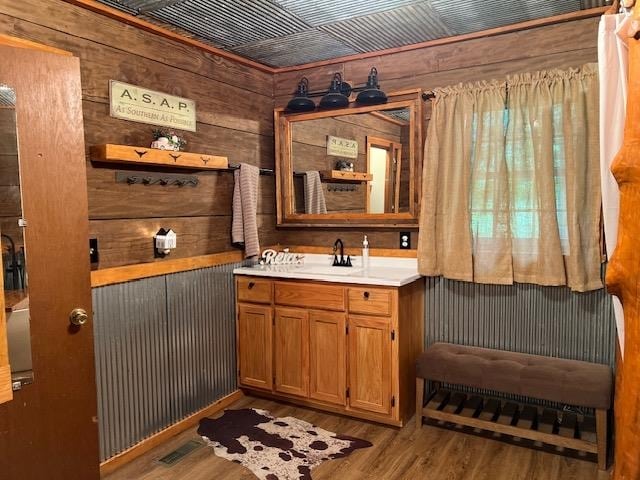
[69,308,89,327]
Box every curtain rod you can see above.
[422,91,436,101]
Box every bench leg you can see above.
[416,377,425,432]
[596,409,608,470]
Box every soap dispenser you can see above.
[362,235,369,271]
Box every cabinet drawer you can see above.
[275,281,345,311]
[348,288,393,316]
[237,277,272,304]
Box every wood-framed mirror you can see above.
[275,89,423,227]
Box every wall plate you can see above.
[89,238,99,264]
[399,232,411,249]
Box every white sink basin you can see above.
[234,253,421,287]
[300,265,363,276]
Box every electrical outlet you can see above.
[89,238,99,264]
[399,232,411,249]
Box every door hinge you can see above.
[391,396,396,407]
[346,325,349,335]
[346,387,350,398]
[391,330,395,341]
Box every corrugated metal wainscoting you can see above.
[425,277,617,406]
[92,262,245,462]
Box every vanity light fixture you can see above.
[355,67,387,105]
[285,67,387,112]
[319,73,352,109]
[285,77,315,113]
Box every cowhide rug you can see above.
[197,408,372,480]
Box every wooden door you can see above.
[0,42,99,479]
[366,136,403,214]
[392,144,402,212]
[309,310,346,405]
[0,271,8,403]
[274,307,309,397]
[347,315,392,415]
[238,303,273,390]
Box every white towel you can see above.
[232,163,260,258]
[304,171,327,214]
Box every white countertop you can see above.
[233,253,422,287]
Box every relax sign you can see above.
[109,80,196,132]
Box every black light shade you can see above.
[319,73,350,109]
[286,77,315,112]
[286,69,385,112]
[356,67,387,105]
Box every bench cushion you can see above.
[416,343,612,410]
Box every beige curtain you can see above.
[418,64,602,292]
[418,81,506,282]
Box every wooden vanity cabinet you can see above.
[274,307,309,397]
[235,276,425,427]
[348,314,393,415]
[237,303,272,390]
[309,310,346,405]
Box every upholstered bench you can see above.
[415,343,613,469]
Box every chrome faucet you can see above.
[332,238,352,267]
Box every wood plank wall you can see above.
[0,4,601,263]
[274,17,600,251]
[0,0,276,268]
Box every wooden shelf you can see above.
[319,170,373,183]
[90,144,229,170]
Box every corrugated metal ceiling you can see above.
[96,0,612,68]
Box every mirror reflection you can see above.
[0,83,32,388]
[291,107,411,215]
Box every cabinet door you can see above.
[274,307,309,397]
[309,311,346,405]
[238,303,272,390]
[348,315,392,415]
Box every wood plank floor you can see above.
[104,395,611,480]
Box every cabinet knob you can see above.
[248,282,255,289]
[363,291,370,299]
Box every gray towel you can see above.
[304,171,327,214]
[232,163,260,258]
